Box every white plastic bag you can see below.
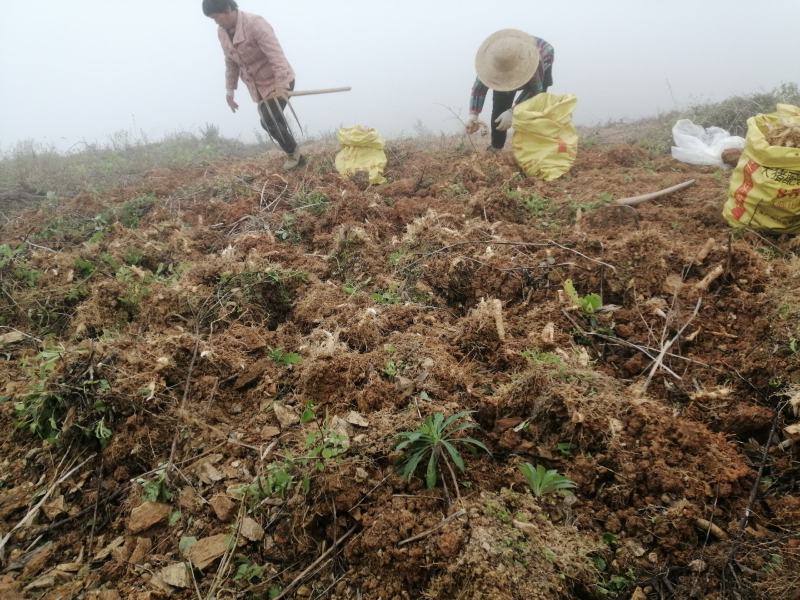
[671,119,745,168]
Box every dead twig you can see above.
[722,399,789,588]
[404,240,615,273]
[397,510,467,547]
[0,453,95,561]
[166,334,201,476]
[643,297,702,392]
[270,525,358,600]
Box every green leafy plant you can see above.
[241,462,294,504]
[505,188,551,216]
[388,250,406,266]
[0,243,24,269]
[291,190,329,215]
[276,213,300,243]
[73,257,96,278]
[556,442,576,457]
[372,286,402,305]
[234,558,265,583]
[13,346,64,440]
[395,411,490,492]
[382,360,399,379]
[301,401,316,423]
[139,471,174,503]
[564,279,602,315]
[343,281,362,295]
[519,463,577,497]
[269,348,302,366]
[117,194,156,228]
[12,265,41,288]
[521,349,563,366]
[124,249,145,266]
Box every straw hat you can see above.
[475,29,540,92]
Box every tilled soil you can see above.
[1,140,799,600]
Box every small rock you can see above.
[0,483,34,520]
[178,487,202,511]
[24,575,56,591]
[187,534,230,570]
[128,502,171,534]
[512,520,537,538]
[689,559,707,574]
[630,587,648,600]
[647,552,658,564]
[42,495,66,520]
[240,517,265,542]
[273,402,300,429]
[625,540,647,558]
[0,575,23,600]
[94,536,125,562]
[22,543,54,579]
[234,358,271,390]
[86,591,122,600]
[159,563,191,589]
[346,411,369,428]
[209,494,236,522]
[128,537,152,565]
[196,462,225,485]
[355,468,369,482]
[261,425,281,439]
[296,585,312,597]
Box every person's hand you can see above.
[268,85,291,102]
[495,109,513,132]
[465,113,480,135]
[226,92,239,113]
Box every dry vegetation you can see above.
[1,89,800,600]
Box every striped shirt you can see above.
[469,36,555,114]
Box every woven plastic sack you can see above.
[335,126,387,185]
[723,104,800,233]
[511,93,578,181]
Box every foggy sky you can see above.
[1,0,797,151]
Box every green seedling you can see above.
[564,279,602,314]
[396,411,489,491]
[268,348,301,366]
[519,463,577,497]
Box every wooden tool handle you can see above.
[288,87,352,97]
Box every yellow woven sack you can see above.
[723,104,800,233]
[335,126,387,185]
[511,93,578,181]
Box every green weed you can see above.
[291,190,329,215]
[139,471,174,503]
[521,349,563,366]
[117,195,156,228]
[268,348,302,367]
[234,558,265,583]
[73,257,96,278]
[506,188,551,216]
[372,286,402,305]
[396,411,489,491]
[564,279,603,314]
[519,463,577,497]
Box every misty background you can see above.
[1,0,797,152]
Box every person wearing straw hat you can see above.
[202,0,304,170]
[465,30,555,151]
